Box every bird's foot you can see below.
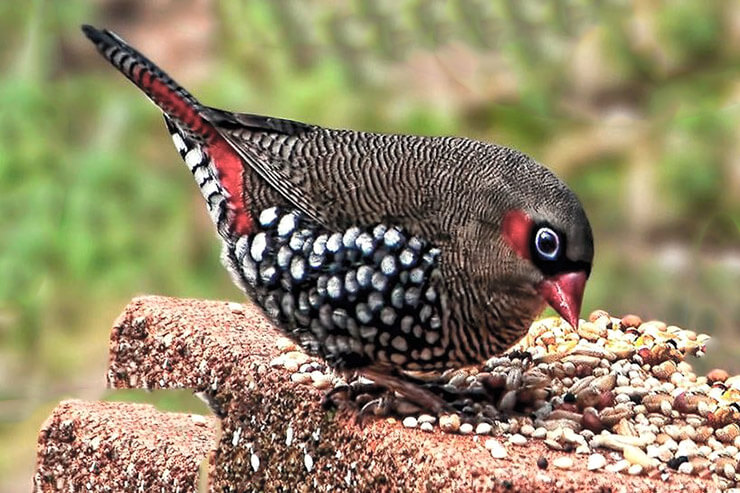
[321,375,387,411]
[359,367,451,416]
[321,383,350,410]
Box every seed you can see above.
[593,373,617,392]
[522,368,551,388]
[568,375,595,395]
[694,426,713,443]
[576,387,602,409]
[697,444,712,457]
[402,416,418,429]
[311,373,333,389]
[578,321,605,342]
[623,445,654,469]
[476,422,493,435]
[537,456,548,469]
[505,368,523,390]
[459,423,474,434]
[290,372,312,384]
[651,361,677,380]
[707,406,740,428]
[548,409,583,422]
[420,422,434,432]
[582,409,603,433]
[477,372,504,391]
[677,461,694,475]
[621,314,643,328]
[542,418,581,432]
[716,457,737,478]
[520,424,535,436]
[486,439,508,459]
[642,393,672,414]
[498,390,517,412]
[587,453,607,470]
[707,369,729,384]
[606,340,636,359]
[676,439,699,458]
[563,354,601,368]
[524,427,544,440]
[599,406,634,427]
[606,459,630,473]
[660,400,672,416]
[509,434,527,446]
[552,457,573,469]
[544,439,564,451]
[614,418,637,437]
[484,438,499,450]
[589,310,609,322]
[716,424,740,443]
[591,433,650,451]
[439,414,461,433]
[276,337,298,352]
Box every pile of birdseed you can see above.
[269,311,740,489]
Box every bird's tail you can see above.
[82,25,216,142]
[82,25,255,237]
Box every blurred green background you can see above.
[1,0,739,490]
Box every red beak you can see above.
[538,271,588,329]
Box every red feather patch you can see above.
[138,69,212,139]
[208,137,253,236]
[502,209,532,260]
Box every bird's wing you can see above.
[205,107,458,236]
[205,108,330,224]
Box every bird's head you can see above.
[498,182,594,330]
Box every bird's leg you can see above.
[360,366,449,415]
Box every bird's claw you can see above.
[322,383,351,410]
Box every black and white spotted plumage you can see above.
[84,26,595,382]
[165,117,231,236]
[229,208,449,370]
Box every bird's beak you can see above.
[538,271,587,330]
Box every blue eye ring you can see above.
[534,227,560,260]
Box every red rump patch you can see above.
[502,209,533,260]
[208,136,253,236]
[134,66,253,236]
[138,69,213,139]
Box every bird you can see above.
[82,25,594,412]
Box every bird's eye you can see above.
[534,227,560,260]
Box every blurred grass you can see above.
[1,0,739,490]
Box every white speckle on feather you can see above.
[171,133,186,152]
[184,147,203,168]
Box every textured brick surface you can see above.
[34,399,217,492]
